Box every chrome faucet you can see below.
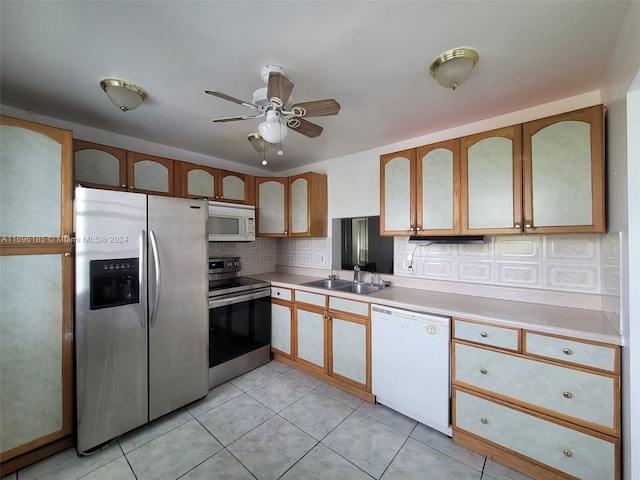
[353,265,361,283]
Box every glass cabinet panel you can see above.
[187,168,215,198]
[74,149,120,187]
[258,180,285,234]
[331,318,366,385]
[0,254,63,452]
[421,148,454,230]
[290,177,309,234]
[0,125,61,237]
[531,121,592,226]
[296,308,324,368]
[134,160,169,193]
[222,174,245,201]
[467,136,514,229]
[383,155,412,232]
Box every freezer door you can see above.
[75,187,148,452]
[148,196,209,420]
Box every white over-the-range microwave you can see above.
[208,201,256,242]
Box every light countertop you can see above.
[249,272,622,346]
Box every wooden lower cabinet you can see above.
[451,318,620,480]
[270,287,373,402]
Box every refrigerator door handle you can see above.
[149,230,162,328]
[139,229,147,329]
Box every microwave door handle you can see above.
[138,230,146,329]
[149,230,162,328]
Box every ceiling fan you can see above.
[205,65,340,143]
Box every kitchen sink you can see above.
[301,278,353,289]
[300,278,384,295]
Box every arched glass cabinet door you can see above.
[73,140,127,191]
[126,151,174,196]
[256,177,288,236]
[380,149,416,236]
[461,125,523,235]
[522,104,605,234]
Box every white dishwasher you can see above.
[372,305,452,436]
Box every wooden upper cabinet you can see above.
[73,140,127,191]
[416,139,461,235]
[522,104,605,234]
[176,163,254,205]
[380,149,416,236]
[256,177,289,236]
[289,172,327,237]
[461,125,523,235]
[126,151,174,196]
[256,173,327,237]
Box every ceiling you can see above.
[0,1,630,172]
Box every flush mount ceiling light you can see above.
[258,110,288,144]
[100,78,147,112]
[248,133,269,153]
[429,48,479,90]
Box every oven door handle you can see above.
[209,289,270,309]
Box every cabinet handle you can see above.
[563,449,573,458]
[563,392,573,399]
[480,332,488,338]
[64,252,72,257]
[514,223,521,229]
[480,418,488,424]
[121,184,127,188]
[129,186,134,190]
[416,227,421,231]
[563,348,573,355]
[525,223,532,228]
[480,368,488,375]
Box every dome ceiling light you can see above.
[100,78,147,112]
[429,48,479,91]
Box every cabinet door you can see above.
[126,151,174,196]
[329,315,369,390]
[271,301,293,358]
[295,306,326,372]
[0,116,73,472]
[73,140,127,191]
[256,177,289,236]
[289,172,328,237]
[180,163,216,199]
[522,105,605,233]
[290,174,310,236]
[461,126,522,235]
[416,139,461,235]
[380,149,416,235]
[220,170,252,204]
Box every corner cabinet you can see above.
[255,172,327,237]
[380,105,605,236]
[522,105,605,234]
[0,116,74,475]
[175,162,254,204]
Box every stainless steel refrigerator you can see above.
[74,186,209,453]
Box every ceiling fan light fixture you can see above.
[429,48,479,90]
[258,110,288,144]
[100,78,147,112]
[248,133,268,153]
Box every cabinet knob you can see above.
[563,392,573,399]
[480,418,488,424]
[480,368,488,375]
[284,231,288,235]
[514,223,521,229]
[480,332,488,338]
[129,186,134,190]
[563,348,573,355]
[64,252,72,257]
[563,449,573,458]
[525,223,532,228]
[416,227,421,231]
[121,184,127,188]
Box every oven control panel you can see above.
[208,256,241,274]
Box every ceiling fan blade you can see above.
[212,114,261,123]
[292,99,341,117]
[205,89,257,109]
[267,72,294,106]
[287,117,323,138]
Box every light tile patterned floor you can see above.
[2,361,532,480]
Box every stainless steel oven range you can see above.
[208,257,271,388]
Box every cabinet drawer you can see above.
[454,388,617,480]
[271,287,292,302]
[329,296,369,318]
[524,331,618,373]
[453,343,617,433]
[295,290,326,308]
[453,318,520,351]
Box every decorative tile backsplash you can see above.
[278,238,331,269]
[208,238,278,275]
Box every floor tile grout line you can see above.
[377,433,412,480]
